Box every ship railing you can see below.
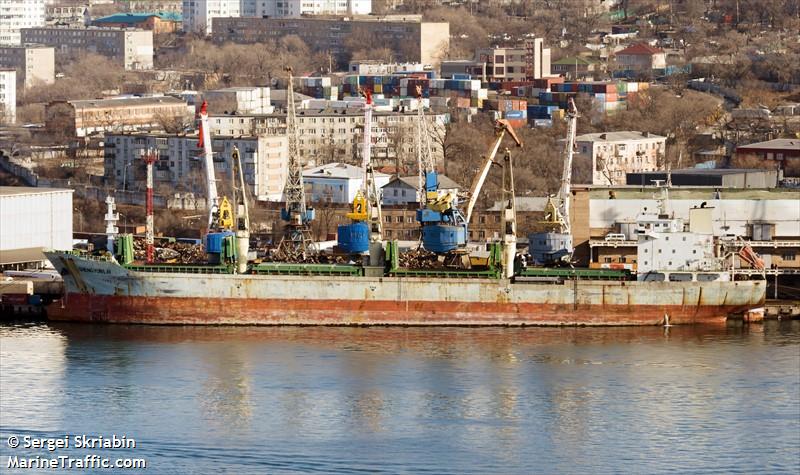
[63,250,116,263]
[388,268,501,279]
[123,264,232,274]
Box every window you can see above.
[384,215,391,223]
[783,253,796,261]
[604,257,612,263]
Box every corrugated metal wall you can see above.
[0,189,73,254]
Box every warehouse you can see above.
[626,169,780,188]
[0,187,73,270]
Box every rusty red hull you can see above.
[47,293,744,326]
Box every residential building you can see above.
[442,39,551,81]
[182,0,240,35]
[92,12,182,34]
[614,42,666,72]
[735,139,800,176]
[575,131,666,185]
[202,86,274,115]
[381,175,460,206]
[0,44,55,89]
[104,132,289,201]
[0,69,16,124]
[45,96,194,138]
[551,56,605,80]
[303,162,390,204]
[212,16,449,67]
[0,0,46,46]
[208,107,447,170]
[247,0,371,17]
[46,4,87,25]
[20,27,154,70]
[0,186,73,270]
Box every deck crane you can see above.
[337,88,383,255]
[197,100,235,264]
[530,98,579,266]
[414,86,469,254]
[275,67,315,261]
[463,119,523,226]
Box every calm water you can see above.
[1,322,799,474]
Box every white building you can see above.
[104,132,289,201]
[303,162,390,204]
[182,0,240,35]
[184,0,371,34]
[0,0,45,46]
[0,186,73,268]
[248,0,371,17]
[575,131,666,185]
[203,86,274,115]
[0,69,16,124]
[382,175,460,206]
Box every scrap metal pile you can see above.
[132,238,206,264]
[398,248,443,269]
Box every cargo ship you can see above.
[42,84,766,325]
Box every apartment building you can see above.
[21,26,153,70]
[182,0,240,35]
[104,132,289,201]
[441,39,551,81]
[208,107,446,170]
[45,96,194,138]
[212,16,449,67]
[0,44,54,89]
[0,0,45,45]
[246,0,371,17]
[574,131,666,185]
[0,69,16,124]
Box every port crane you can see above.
[463,119,523,225]
[414,86,470,254]
[338,88,383,255]
[197,100,234,234]
[275,67,315,260]
[531,98,578,265]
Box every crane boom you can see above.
[558,99,578,235]
[197,101,219,233]
[464,119,523,224]
[415,86,435,207]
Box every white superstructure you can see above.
[0,0,45,45]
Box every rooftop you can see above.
[65,96,188,109]
[552,56,602,66]
[387,175,461,190]
[616,42,664,56]
[633,168,776,176]
[304,162,389,180]
[737,139,800,152]
[93,12,182,24]
[576,131,665,142]
[0,186,73,197]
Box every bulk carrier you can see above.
[44,79,766,325]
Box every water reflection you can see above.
[0,321,797,474]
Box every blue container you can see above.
[505,110,525,119]
[206,231,234,253]
[453,73,472,80]
[337,222,370,253]
[422,224,466,253]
